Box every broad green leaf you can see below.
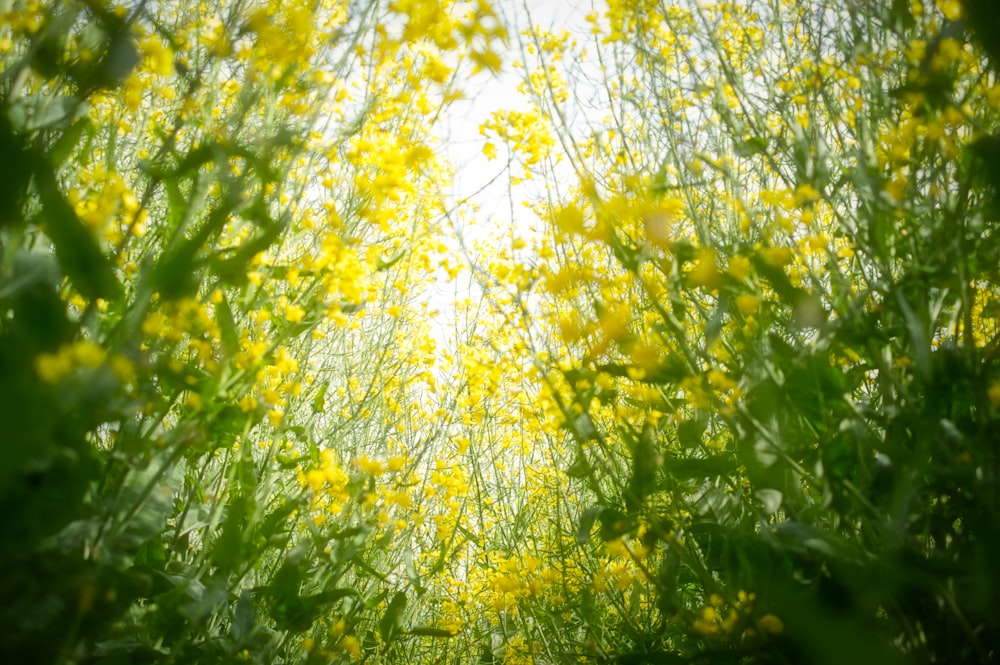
[312,381,329,413]
[48,116,93,167]
[624,422,659,512]
[33,159,121,300]
[664,454,740,480]
[404,548,426,594]
[212,495,247,569]
[598,508,630,542]
[735,135,769,157]
[232,590,256,644]
[751,251,808,308]
[379,591,408,644]
[565,452,591,479]
[576,506,603,544]
[180,579,227,624]
[407,627,458,638]
[29,96,80,130]
[213,290,239,355]
[0,116,34,227]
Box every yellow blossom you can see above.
[735,293,761,316]
[988,383,1000,409]
[35,349,74,383]
[689,248,721,288]
[757,613,784,634]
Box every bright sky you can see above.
[423,0,606,343]
[443,0,602,228]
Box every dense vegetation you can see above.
[2,1,999,663]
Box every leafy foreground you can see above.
[1,1,999,664]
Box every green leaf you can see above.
[309,588,358,605]
[312,381,329,413]
[770,521,854,560]
[624,422,659,512]
[33,159,121,300]
[379,591,408,644]
[212,495,247,568]
[755,488,784,514]
[210,218,285,285]
[664,454,741,480]
[376,249,406,271]
[94,30,139,88]
[735,135,768,157]
[577,506,603,544]
[0,116,33,227]
[237,444,258,494]
[49,116,93,167]
[28,10,78,80]
[232,590,256,644]
[566,452,591,478]
[675,417,706,449]
[164,178,185,228]
[965,0,1000,71]
[276,452,303,469]
[598,508,630,542]
[751,251,807,308]
[179,579,228,624]
[202,404,251,453]
[895,290,930,379]
[30,96,81,130]
[404,548,426,594]
[214,290,239,355]
[655,550,681,618]
[174,143,219,176]
[258,500,299,544]
[407,627,458,638]
[149,237,203,301]
[274,587,359,633]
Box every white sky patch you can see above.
[421,0,608,348]
[442,0,604,229]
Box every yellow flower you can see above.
[35,349,74,383]
[470,48,502,74]
[186,393,203,411]
[356,456,384,475]
[793,183,820,207]
[284,303,305,324]
[728,255,752,281]
[142,312,167,337]
[689,248,721,288]
[757,613,784,634]
[935,0,963,20]
[644,197,682,246]
[735,293,761,316]
[239,394,258,413]
[761,246,792,267]
[554,203,585,236]
[305,469,326,491]
[338,635,361,658]
[987,382,1000,409]
[109,354,136,384]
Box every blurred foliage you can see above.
[3,0,1000,664]
[479,0,1000,662]
[0,0,503,663]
